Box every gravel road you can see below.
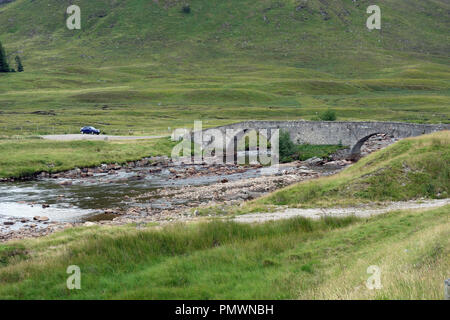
[41,134,166,141]
[234,199,450,223]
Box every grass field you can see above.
[0,204,447,299]
[0,0,449,137]
[0,137,176,179]
[0,60,448,137]
[0,136,346,179]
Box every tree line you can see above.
[0,39,24,73]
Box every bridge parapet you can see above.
[201,121,449,157]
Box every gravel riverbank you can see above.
[0,133,401,242]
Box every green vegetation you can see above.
[0,0,449,136]
[0,205,447,299]
[0,40,9,72]
[0,137,176,179]
[0,0,448,301]
[279,130,344,162]
[295,144,343,161]
[1,132,448,299]
[279,130,297,162]
[254,131,449,208]
[182,4,191,14]
[14,55,23,72]
[0,132,341,179]
[318,109,337,121]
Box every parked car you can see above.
[80,126,101,135]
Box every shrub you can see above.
[182,4,191,14]
[319,109,337,121]
[15,56,24,72]
[278,131,344,163]
[279,130,297,163]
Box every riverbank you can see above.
[0,204,448,299]
[0,137,176,180]
[0,132,448,299]
[0,159,346,242]
[0,131,406,242]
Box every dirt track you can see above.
[41,134,166,141]
[233,199,450,223]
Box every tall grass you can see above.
[0,205,447,299]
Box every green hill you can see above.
[0,0,449,135]
[1,0,449,69]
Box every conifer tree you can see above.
[0,40,10,72]
[15,55,24,72]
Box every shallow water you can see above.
[0,165,265,223]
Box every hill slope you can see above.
[1,0,449,70]
[0,0,449,135]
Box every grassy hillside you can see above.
[251,130,450,208]
[1,0,448,68]
[0,204,448,299]
[0,0,449,136]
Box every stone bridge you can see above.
[201,121,449,157]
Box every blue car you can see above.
[80,126,101,135]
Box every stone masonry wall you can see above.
[202,121,450,154]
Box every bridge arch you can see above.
[350,133,382,156]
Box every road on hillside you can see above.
[41,134,166,141]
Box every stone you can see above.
[33,216,49,221]
[304,157,323,165]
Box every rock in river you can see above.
[33,216,49,222]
